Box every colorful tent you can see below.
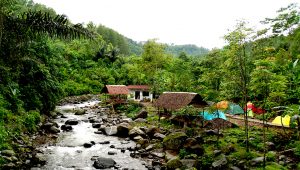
[247,110,254,117]
[272,115,291,127]
[201,110,227,120]
[227,103,244,115]
[216,101,229,110]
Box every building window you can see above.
[143,91,149,97]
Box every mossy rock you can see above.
[163,132,187,150]
[258,162,288,170]
[75,109,86,115]
[167,158,183,169]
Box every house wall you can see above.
[128,89,153,102]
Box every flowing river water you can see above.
[31,100,147,170]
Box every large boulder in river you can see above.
[93,157,116,169]
[65,119,79,125]
[163,132,187,150]
[75,109,86,115]
[104,126,118,136]
[117,123,132,137]
[61,124,73,131]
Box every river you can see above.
[31,100,147,170]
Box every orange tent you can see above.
[216,101,229,110]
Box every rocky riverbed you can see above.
[30,99,153,170]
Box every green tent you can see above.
[227,103,244,115]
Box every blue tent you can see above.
[200,110,227,120]
[227,103,244,115]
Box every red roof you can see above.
[127,85,150,90]
[102,85,129,95]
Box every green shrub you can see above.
[231,149,258,160]
[23,110,41,133]
[266,151,276,161]
[179,148,188,159]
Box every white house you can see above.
[127,85,153,102]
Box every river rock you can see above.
[104,126,118,136]
[190,144,204,155]
[61,124,73,131]
[75,109,86,115]
[163,132,187,150]
[153,133,166,140]
[42,122,54,129]
[205,129,221,136]
[133,135,144,141]
[94,131,103,134]
[151,152,165,158]
[183,138,198,148]
[134,118,147,123]
[108,151,117,155]
[129,127,146,138]
[117,123,132,137]
[32,153,47,166]
[1,150,15,157]
[212,154,227,168]
[134,109,148,119]
[146,126,160,138]
[92,123,101,128]
[167,158,182,169]
[83,143,93,148]
[99,141,110,144]
[65,119,79,125]
[93,157,116,169]
[145,144,154,151]
[50,126,60,133]
[165,150,178,161]
[265,141,275,150]
[180,159,197,169]
[122,118,133,123]
[250,157,264,166]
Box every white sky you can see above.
[33,0,298,49]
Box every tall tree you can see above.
[224,21,254,152]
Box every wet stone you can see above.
[108,151,117,155]
[94,131,103,134]
[99,141,110,144]
[93,157,116,169]
[92,123,101,128]
[65,119,79,125]
[61,124,73,131]
[83,143,93,148]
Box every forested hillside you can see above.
[1,0,300,168]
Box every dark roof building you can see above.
[154,92,207,110]
[127,85,150,91]
[101,85,129,95]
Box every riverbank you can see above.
[1,95,300,169]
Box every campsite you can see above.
[1,0,300,170]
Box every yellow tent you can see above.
[247,110,254,117]
[272,115,291,127]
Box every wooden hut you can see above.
[155,92,207,111]
[101,85,129,104]
[155,92,208,127]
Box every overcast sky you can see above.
[33,0,298,49]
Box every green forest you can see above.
[1,0,300,169]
